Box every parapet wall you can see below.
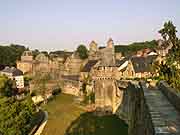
[116,82,154,135]
[159,81,180,112]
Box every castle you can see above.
[16,38,163,99]
[16,51,64,77]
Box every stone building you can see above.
[88,41,100,60]
[64,53,85,75]
[91,38,121,113]
[131,55,157,78]
[17,51,65,78]
[0,67,24,89]
[61,75,80,96]
[61,52,88,96]
[156,39,173,57]
[116,55,157,79]
[33,53,50,73]
[17,51,33,74]
[116,57,134,79]
[80,60,98,81]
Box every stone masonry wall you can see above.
[116,82,154,135]
[159,81,180,112]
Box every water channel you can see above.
[65,112,128,135]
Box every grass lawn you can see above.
[41,94,85,135]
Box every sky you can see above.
[0,0,180,51]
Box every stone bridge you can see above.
[94,80,180,135]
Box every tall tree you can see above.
[76,45,88,59]
[158,21,180,90]
[159,21,178,46]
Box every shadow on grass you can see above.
[65,112,128,135]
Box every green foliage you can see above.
[114,40,157,56]
[76,45,88,59]
[0,96,36,135]
[0,44,27,66]
[157,21,180,91]
[24,76,32,87]
[52,88,61,96]
[81,83,87,95]
[41,51,49,57]
[0,75,16,97]
[32,49,40,59]
[159,21,177,44]
[89,92,95,104]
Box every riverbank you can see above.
[41,94,85,135]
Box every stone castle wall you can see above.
[30,80,60,94]
[94,79,117,112]
[116,82,154,135]
[159,81,180,112]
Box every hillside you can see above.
[99,40,157,56]
[0,44,27,66]
[115,40,157,56]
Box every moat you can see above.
[42,94,128,135]
[65,112,128,135]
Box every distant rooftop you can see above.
[81,60,98,72]
[1,67,23,76]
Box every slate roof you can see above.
[131,55,157,73]
[1,67,23,76]
[81,60,98,72]
[61,75,79,81]
[116,57,130,67]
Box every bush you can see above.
[52,88,61,96]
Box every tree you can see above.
[76,45,88,59]
[159,21,177,45]
[158,21,180,91]
[0,75,17,97]
[32,49,40,59]
[0,96,36,135]
[41,51,49,57]
[114,40,157,56]
[0,44,27,66]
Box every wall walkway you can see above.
[142,82,180,135]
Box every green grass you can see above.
[41,94,85,135]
